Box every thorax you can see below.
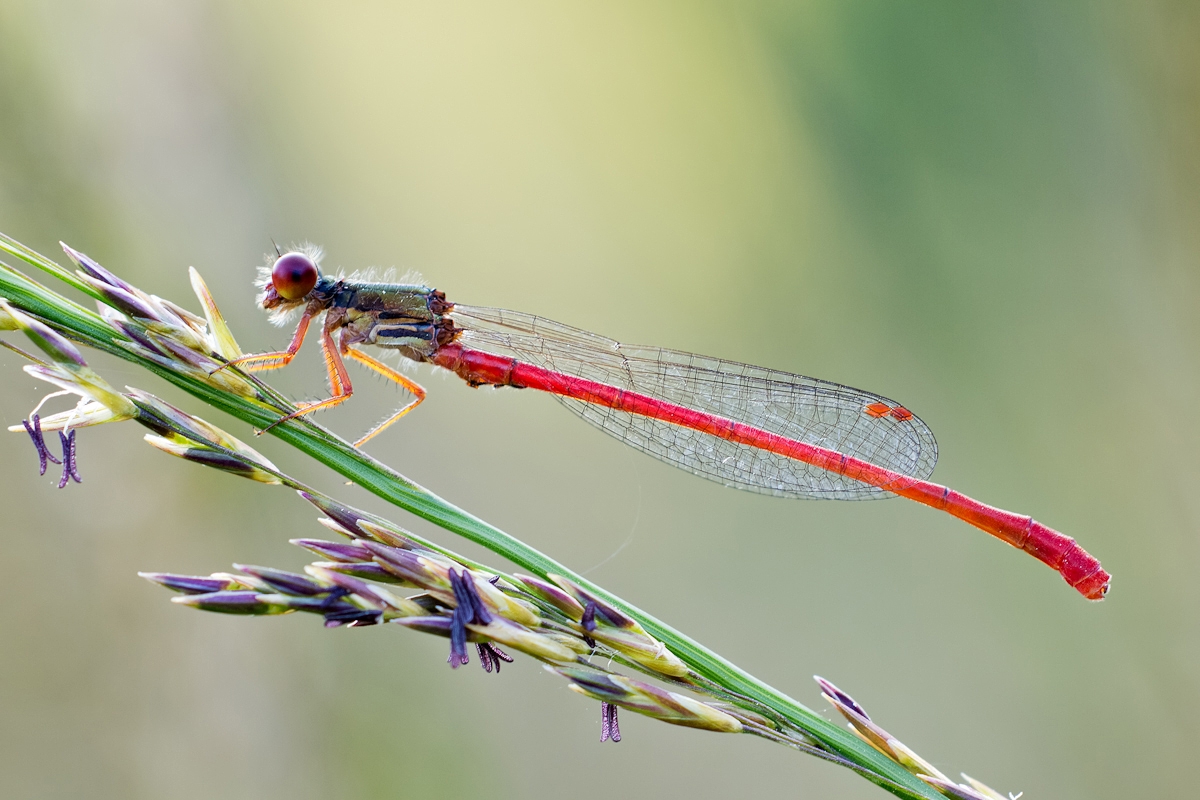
[330,281,457,361]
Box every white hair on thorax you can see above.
[342,265,428,287]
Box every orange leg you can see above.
[212,307,316,374]
[258,323,354,435]
[345,348,427,447]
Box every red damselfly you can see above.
[217,250,1109,600]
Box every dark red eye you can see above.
[271,252,318,300]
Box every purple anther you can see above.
[476,643,513,674]
[600,702,621,743]
[447,568,495,669]
[463,573,492,625]
[580,600,598,649]
[447,569,473,668]
[322,606,381,628]
[57,430,79,489]
[22,414,61,476]
[318,587,351,609]
[319,587,381,627]
[581,600,597,632]
[67,429,82,484]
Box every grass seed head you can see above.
[171,590,290,615]
[233,564,329,596]
[138,572,251,594]
[553,666,743,734]
[0,298,85,367]
[290,538,375,563]
[515,574,585,619]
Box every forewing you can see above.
[451,306,937,499]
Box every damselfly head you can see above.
[271,252,319,301]
[256,244,324,322]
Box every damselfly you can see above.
[217,249,1109,600]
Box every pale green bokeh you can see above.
[1,2,1196,798]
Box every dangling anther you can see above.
[600,701,621,743]
[22,414,62,476]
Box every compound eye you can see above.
[271,252,318,300]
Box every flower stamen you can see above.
[22,414,62,475]
[476,643,514,673]
[600,701,621,743]
[57,429,81,488]
[581,600,597,649]
[448,568,493,668]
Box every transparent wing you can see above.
[450,305,938,500]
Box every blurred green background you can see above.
[1,2,1197,798]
